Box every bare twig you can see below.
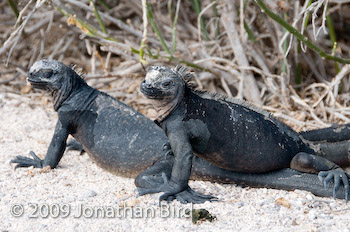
[221,1,262,104]
[1,0,46,63]
[197,1,216,41]
[1,0,350,131]
[256,0,350,64]
[140,0,148,64]
[312,65,350,108]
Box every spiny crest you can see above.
[146,65,194,86]
[174,65,194,83]
[194,89,273,119]
[172,65,284,125]
[173,65,271,118]
[69,63,76,70]
[69,64,85,79]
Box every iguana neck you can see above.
[153,100,179,122]
[52,89,70,111]
[154,85,187,122]
[54,84,98,111]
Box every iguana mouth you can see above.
[140,81,170,99]
[27,78,48,89]
[140,88,164,99]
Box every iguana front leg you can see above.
[11,120,69,169]
[150,118,194,202]
[138,117,214,203]
[290,152,350,201]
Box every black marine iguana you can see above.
[139,65,350,202]
[11,60,350,203]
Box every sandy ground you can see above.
[1,94,350,232]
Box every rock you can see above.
[66,196,76,203]
[235,202,244,208]
[308,209,317,220]
[81,190,97,198]
[306,194,313,201]
[21,85,32,94]
[275,197,291,209]
[119,198,140,207]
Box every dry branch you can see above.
[0,0,349,130]
[221,1,262,105]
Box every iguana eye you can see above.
[162,81,172,88]
[38,69,54,79]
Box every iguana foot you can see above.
[318,169,349,201]
[10,151,43,169]
[137,186,216,204]
[66,139,85,155]
[139,174,166,189]
[137,173,216,204]
[136,172,184,196]
[171,187,218,204]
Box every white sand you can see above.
[1,95,350,232]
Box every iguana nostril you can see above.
[141,81,151,88]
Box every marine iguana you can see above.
[10,60,171,177]
[11,60,350,203]
[139,65,350,202]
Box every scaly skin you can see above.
[140,65,350,203]
[10,60,169,178]
[10,60,350,204]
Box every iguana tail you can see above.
[300,123,350,142]
[191,157,347,200]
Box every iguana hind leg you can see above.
[65,138,85,155]
[290,152,349,201]
[135,156,216,204]
[309,140,350,167]
[135,158,173,189]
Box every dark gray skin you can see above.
[11,60,350,204]
[300,124,350,142]
[11,60,207,202]
[139,65,350,202]
[10,60,171,178]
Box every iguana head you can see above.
[28,59,86,110]
[141,66,185,99]
[140,65,192,120]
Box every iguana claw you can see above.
[172,187,218,204]
[318,169,349,202]
[137,172,216,204]
[161,142,173,159]
[10,151,43,169]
